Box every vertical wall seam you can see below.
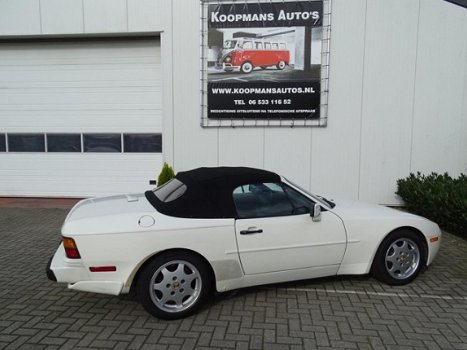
[216,128,219,166]
[82,0,86,33]
[171,0,175,168]
[409,0,422,174]
[262,127,265,169]
[126,0,129,32]
[38,0,43,34]
[356,0,369,201]
[308,125,312,191]
[459,27,467,173]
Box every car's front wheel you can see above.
[240,61,253,73]
[138,251,213,319]
[371,229,426,285]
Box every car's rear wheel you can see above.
[371,229,426,285]
[276,61,286,70]
[138,251,213,319]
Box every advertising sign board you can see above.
[201,0,329,127]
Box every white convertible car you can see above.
[47,167,442,319]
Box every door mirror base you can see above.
[311,203,322,222]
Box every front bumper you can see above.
[426,230,442,266]
[46,243,124,296]
[215,62,238,71]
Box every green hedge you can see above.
[396,172,467,237]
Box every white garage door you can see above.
[0,38,162,197]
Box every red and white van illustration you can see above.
[218,37,290,74]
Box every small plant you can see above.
[157,162,175,187]
[396,172,467,238]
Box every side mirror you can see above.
[311,203,322,222]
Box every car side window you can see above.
[153,178,187,202]
[233,182,311,219]
[283,184,313,214]
[243,41,253,49]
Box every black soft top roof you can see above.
[145,166,281,218]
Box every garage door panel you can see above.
[0,154,163,197]
[1,153,161,167]
[0,91,161,105]
[1,81,161,89]
[1,111,162,132]
[0,67,160,82]
[0,38,162,197]
[0,56,161,66]
[0,102,161,111]
[0,40,160,58]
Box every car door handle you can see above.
[240,228,263,235]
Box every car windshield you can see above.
[284,177,336,208]
[224,40,237,49]
[153,178,187,202]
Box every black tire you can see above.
[240,61,253,74]
[137,251,213,320]
[371,229,426,285]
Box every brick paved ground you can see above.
[0,207,466,350]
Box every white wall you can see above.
[169,0,467,205]
[0,0,466,204]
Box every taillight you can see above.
[63,237,81,259]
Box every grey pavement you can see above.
[1,207,467,350]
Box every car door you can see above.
[233,182,347,275]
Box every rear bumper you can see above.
[49,243,90,282]
[47,243,124,296]
[46,256,57,282]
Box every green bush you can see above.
[157,162,175,187]
[396,172,467,237]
